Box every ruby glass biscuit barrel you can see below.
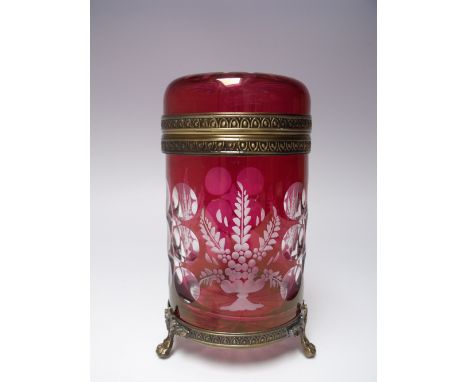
[156,73,316,358]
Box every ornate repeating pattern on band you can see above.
[161,139,311,154]
[187,327,289,346]
[162,114,311,130]
[167,166,307,312]
[161,114,312,154]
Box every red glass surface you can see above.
[163,73,310,333]
[166,154,307,332]
[164,72,310,115]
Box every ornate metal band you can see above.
[174,313,300,348]
[156,301,316,358]
[161,113,312,155]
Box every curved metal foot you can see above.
[296,302,316,358]
[156,332,174,359]
[156,303,177,359]
[300,330,316,358]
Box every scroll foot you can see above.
[156,332,174,359]
[300,331,316,358]
[156,302,177,359]
[297,301,316,358]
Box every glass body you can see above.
[166,154,308,332]
[163,72,310,333]
[164,72,310,115]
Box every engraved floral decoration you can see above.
[167,168,308,311]
[198,181,282,311]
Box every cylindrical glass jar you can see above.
[158,73,314,357]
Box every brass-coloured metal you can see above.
[161,113,312,155]
[155,301,316,358]
[162,113,312,130]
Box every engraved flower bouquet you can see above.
[199,182,283,311]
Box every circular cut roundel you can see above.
[172,183,198,221]
[174,267,200,303]
[284,182,306,220]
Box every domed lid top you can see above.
[164,72,310,115]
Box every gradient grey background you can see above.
[91,0,376,381]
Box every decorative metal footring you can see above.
[156,301,316,359]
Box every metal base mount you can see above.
[156,301,316,359]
